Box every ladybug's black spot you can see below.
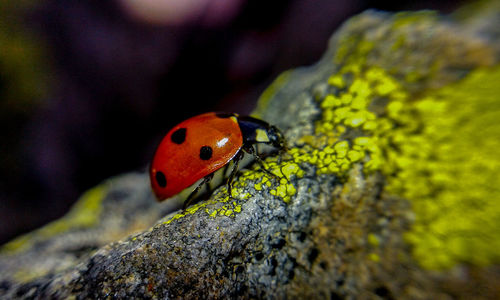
[215,112,235,119]
[171,128,187,144]
[155,171,167,187]
[199,146,213,160]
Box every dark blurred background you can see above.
[0,0,465,245]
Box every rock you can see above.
[2,1,500,298]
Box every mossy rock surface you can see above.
[2,1,500,298]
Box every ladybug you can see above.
[150,112,286,208]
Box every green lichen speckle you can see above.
[385,67,500,269]
[368,253,381,263]
[164,182,252,224]
[257,159,303,203]
[283,65,404,182]
[368,233,380,247]
[164,199,218,224]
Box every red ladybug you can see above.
[150,112,285,208]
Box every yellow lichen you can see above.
[385,67,500,269]
[368,253,381,263]
[368,233,381,247]
[165,181,254,223]
[297,38,500,269]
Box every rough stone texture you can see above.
[2,1,500,299]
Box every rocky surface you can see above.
[2,1,500,298]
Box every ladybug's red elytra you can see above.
[150,112,286,208]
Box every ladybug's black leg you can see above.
[242,144,279,180]
[222,162,231,178]
[226,150,244,197]
[204,181,212,196]
[183,173,214,210]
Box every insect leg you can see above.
[242,144,279,180]
[226,150,244,198]
[183,173,214,210]
[222,162,231,178]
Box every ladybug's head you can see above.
[267,125,287,152]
